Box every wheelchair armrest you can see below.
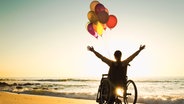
[102,74,108,78]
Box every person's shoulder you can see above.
[111,60,116,64]
[121,60,126,63]
[109,60,115,64]
[121,60,129,64]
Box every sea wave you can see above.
[138,96,184,104]
[35,78,98,82]
[1,77,183,83]
[0,78,98,82]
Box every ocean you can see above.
[0,77,184,104]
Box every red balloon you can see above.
[95,4,105,14]
[106,15,117,29]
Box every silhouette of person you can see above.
[87,45,145,104]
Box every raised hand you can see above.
[139,45,145,51]
[87,46,95,52]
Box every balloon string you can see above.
[101,36,111,59]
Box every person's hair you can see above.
[114,50,122,60]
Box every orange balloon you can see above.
[103,24,107,30]
[106,15,117,29]
[90,1,99,11]
[92,23,97,32]
[87,11,98,23]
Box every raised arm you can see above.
[125,45,145,63]
[87,46,112,66]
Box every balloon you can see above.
[90,1,99,11]
[87,11,98,23]
[87,1,118,37]
[87,23,98,38]
[105,8,109,14]
[95,3,105,14]
[106,15,117,29]
[92,23,97,33]
[103,24,107,30]
[96,21,104,36]
[97,11,109,24]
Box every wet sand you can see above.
[0,91,95,104]
[0,91,144,104]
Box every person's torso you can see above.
[108,61,128,85]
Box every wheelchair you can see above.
[96,74,137,104]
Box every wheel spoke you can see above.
[124,80,137,104]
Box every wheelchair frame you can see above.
[96,74,137,104]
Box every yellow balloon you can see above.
[87,11,98,23]
[90,1,99,11]
[96,21,103,36]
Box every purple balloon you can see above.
[95,4,105,14]
[87,23,98,38]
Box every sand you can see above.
[0,91,95,104]
[0,91,144,104]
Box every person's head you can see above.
[114,50,122,61]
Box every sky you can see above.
[0,0,184,78]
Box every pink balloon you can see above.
[87,23,98,38]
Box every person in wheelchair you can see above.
[87,45,145,104]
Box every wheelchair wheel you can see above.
[96,86,101,103]
[114,99,122,104]
[124,80,137,104]
[99,79,110,104]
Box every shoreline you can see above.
[1,91,184,104]
[0,91,146,104]
[0,91,95,104]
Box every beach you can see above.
[0,77,184,104]
[0,91,95,104]
[0,91,148,104]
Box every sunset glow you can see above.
[0,0,184,78]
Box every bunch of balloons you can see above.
[87,1,118,39]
